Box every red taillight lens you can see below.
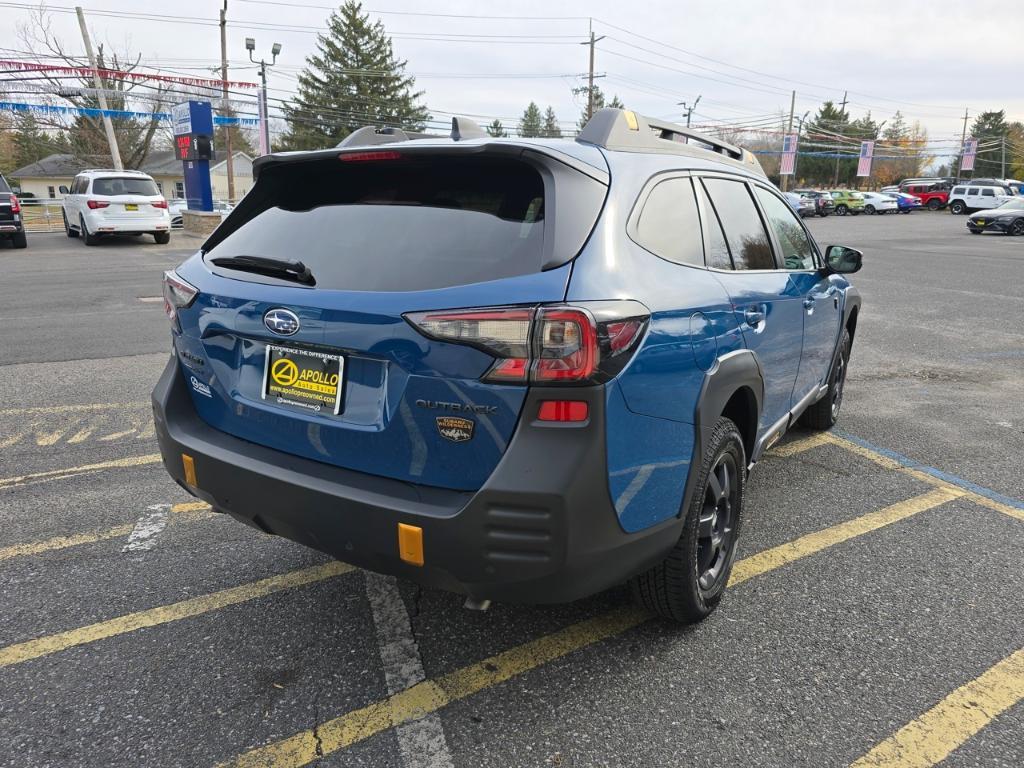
[534,308,597,382]
[152,199,168,209]
[537,400,589,422]
[9,196,20,213]
[162,270,199,329]
[405,302,648,386]
[87,199,110,210]
[338,150,402,162]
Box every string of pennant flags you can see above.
[0,100,260,127]
[0,59,257,90]
[5,80,257,112]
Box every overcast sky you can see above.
[3,0,1022,159]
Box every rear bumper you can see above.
[0,222,23,233]
[152,357,681,603]
[85,213,170,233]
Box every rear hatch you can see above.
[90,176,163,218]
[171,143,608,491]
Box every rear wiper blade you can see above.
[209,255,315,285]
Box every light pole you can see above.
[792,110,810,184]
[678,96,701,127]
[247,37,281,156]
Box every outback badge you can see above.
[436,416,474,443]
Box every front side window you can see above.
[702,178,774,270]
[634,177,704,267]
[754,187,816,270]
[953,187,966,195]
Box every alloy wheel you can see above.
[831,349,848,419]
[696,453,738,593]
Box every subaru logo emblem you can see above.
[264,308,300,336]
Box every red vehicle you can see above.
[899,181,949,210]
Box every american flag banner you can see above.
[856,141,875,177]
[961,138,978,172]
[779,133,798,175]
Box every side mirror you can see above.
[58,185,69,195]
[825,245,863,275]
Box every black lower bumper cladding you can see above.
[152,357,681,603]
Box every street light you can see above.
[247,38,281,156]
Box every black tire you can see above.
[865,204,876,215]
[836,204,848,216]
[81,216,100,246]
[63,211,78,238]
[819,210,830,218]
[950,200,966,215]
[927,199,941,211]
[11,231,27,249]
[153,231,170,244]
[970,230,982,235]
[799,328,852,430]
[1010,219,1024,236]
[631,417,745,623]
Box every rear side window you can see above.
[982,188,995,197]
[695,182,733,270]
[207,156,549,292]
[634,177,704,266]
[952,187,966,195]
[967,188,979,196]
[92,177,159,196]
[702,178,775,270]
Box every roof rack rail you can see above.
[336,117,489,149]
[577,108,765,176]
[80,168,148,174]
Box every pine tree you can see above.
[279,1,428,150]
[575,87,625,130]
[965,110,1010,177]
[12,112,57,168]
[519,102,543,138]
[485,119,506,138]
[541,106,562,138]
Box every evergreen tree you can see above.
[519,102,543,138]
[575,87,625,131]
[279,1,428,150]
[964,110,1010,177]
[485,119,506,138]
[215,109,256,158]
[801,100,851,186]
[541,106,562,138]
[13,112,53,168]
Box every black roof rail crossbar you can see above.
[577,108,763,175]
[335,116,488,148]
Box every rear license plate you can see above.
[263,345,344,415]
[124,204,139,211]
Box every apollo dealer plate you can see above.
[262,345,344,415]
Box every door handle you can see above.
[744,307,766,329]
[803,297,815,310]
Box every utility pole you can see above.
[678,95,701,128]
[781,90,796,192]
[220,1,235,202]
[581,19,606,123]
[75,6,122,171]
[792,110,810,182]
[832,90,848,187]
[1001,135,1006,179]
[958,107,969,178]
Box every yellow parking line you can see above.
[0,401,148,417]
[728,487,963,586]
[850,647,1024,768]
[768,432,834,458]
[822,434,1024,523]
[0,561,353,669]
[222,488,964,767]
[0,502,212,562]
[0,453,162,490]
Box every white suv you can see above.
[948,184,1014,215]
[61,169,171,245]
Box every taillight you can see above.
[162,270,198,331]
[405,301,648,386]
[152,199,168,209]
[338,150,402,162]
[9,196,20,213]
[87,199,110,209]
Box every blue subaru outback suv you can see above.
[154,109,862,623]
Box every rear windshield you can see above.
[206,156,546,292]
[92,177,159,196]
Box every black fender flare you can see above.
[679,349,765,519]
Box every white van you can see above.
[948,185,1013,215]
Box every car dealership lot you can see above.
[1,217,1022,767]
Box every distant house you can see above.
[10,150,254,202]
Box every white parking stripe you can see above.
[363,572,455,768]
[122,503,171,553]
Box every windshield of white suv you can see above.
[91,177,159,196]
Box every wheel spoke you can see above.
[698,509,715,538]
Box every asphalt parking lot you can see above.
[1,213,1022,767]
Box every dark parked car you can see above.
[0,174,27,248]
[966,198,1024,235]
[154,110,862,624]
[793,189,835,217]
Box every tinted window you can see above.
[634,177,704,266]
[967,188,979,196]
[695,181,733,270]
[206,156,547,292]
[982,188,995,197]
[702,178,775,270]
[92,177,159,196]
[755,188,816,270]
[952,187,966,195]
